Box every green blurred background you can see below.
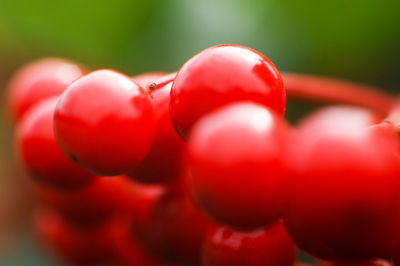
[0,0,399,265]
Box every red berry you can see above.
[202,221,296,266]
[109,216,168,266]
[129,81,186,184]
[284,106,400,260]
[128,180,165,230]
[34,208,115,265]
[7,58,85,121]
[38,175,138,225]
[188,102,291,228]
[135,179,212,265]
[291,105,383,136]
[54,69,156,176]
[16,97,93,189]
[170,44,285,138]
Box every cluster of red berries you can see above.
[6,44,400,266]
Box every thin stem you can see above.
[148,72,177,92]
[385,101,400,128]
[149,71,397,116]
[283,73,396,115]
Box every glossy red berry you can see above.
[188,102,291,228]
[170,44,285,138]
[38,175,138,225]
[16,97,93,189]
[129,81,185,184]
[34,208,115,265]
[202,221,296,266]
[284,106,400,260]
[54,69,156,176]
[7,58,85,121]
[135,179,212,265]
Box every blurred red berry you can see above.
[7,58,85,121]
[109,216,169,266]
[34,208,115,266]
[135,179,212,265]
[37,175,138,225]
[284,106,400,260]
[129,180,165,231]
[16,97,93,189]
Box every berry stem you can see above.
[148,72,177,91]
[283,73,396,115]
[150,72,397,115]
[385,101,400,129]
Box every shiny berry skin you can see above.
[38,175,138,225]
[318,259,393,266]
[202,221,296,266]
[135,179,212,265]
[54,69,156,176]
[284,106,400,260]
[34,208,115,265]
[132,72,167,89]
[16,97,93,189]
[7,58,85,122]
[170,44,285,138]
[188,102,291,229]
[129,81,185,184]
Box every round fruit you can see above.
[129,81,185,184]
[284,106,400,260]
[54,69,156,176]
[7,58,85,121]
[16,97,93,189]
[170,44,285,138]
[188,102,291,228]
[135,179,212,265]
[128,180,165,230]
[109,217,167,266]
[202,221,296,266]
[34,208,115,265]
